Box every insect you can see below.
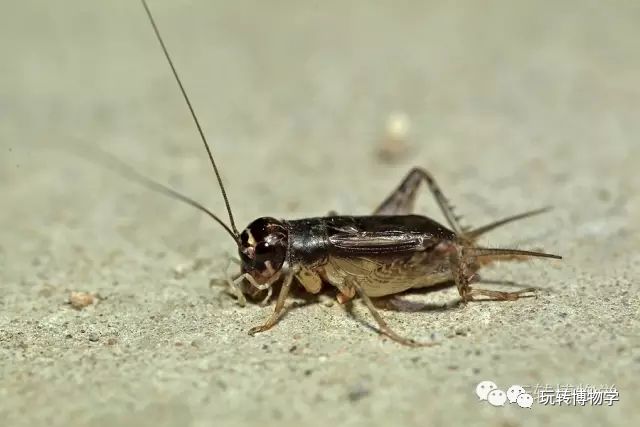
[130,0,562,346]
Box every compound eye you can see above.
[255,241,271,259]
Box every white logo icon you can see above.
[516,393,534,408]
[475,381,498,400]
[487,389,507,406]
[507,385,526,403]
[476,381,534,408]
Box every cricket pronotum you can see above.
[112,1,563,346]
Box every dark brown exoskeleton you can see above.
[228,172,560,346]
[136,1,561,346]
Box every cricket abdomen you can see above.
[320,251,454,297]
[286,215,458,297]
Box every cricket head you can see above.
[238,217,288,283]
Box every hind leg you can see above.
[450,247,537,302]
[462,287,537,301]
[374,167,466,234]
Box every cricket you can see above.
[128,0,562,346]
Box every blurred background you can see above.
[1,1,638,426]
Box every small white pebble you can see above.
[377,111,412,162]
[69,291,95,309]
[386,112,411,140]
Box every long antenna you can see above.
[76,144,240,243]
[141,0,238,236]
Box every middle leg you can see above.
[344,278,437,347]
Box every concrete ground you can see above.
[1,1,638,426]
